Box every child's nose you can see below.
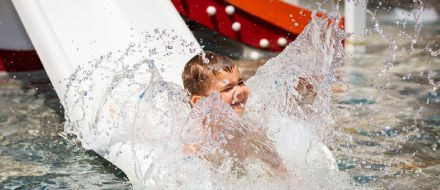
[234,86,246,97]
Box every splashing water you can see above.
[61,13,352,189]
[59,0,440,188]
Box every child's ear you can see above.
[190,95,202,106]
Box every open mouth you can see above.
[231,100,246,107]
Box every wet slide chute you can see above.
[12,0,201,97]
[12,0,201,187]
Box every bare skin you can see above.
[295,76,318,105]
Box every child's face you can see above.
[206,65,249,114]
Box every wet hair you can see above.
[182,51,235,96]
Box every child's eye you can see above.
[238,81,245,86]
[222,87,233,92]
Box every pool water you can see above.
[1,11,439,190]
[328,19,440,188]
[0,74,131,189]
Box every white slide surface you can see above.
[12,0,200,97]
[12,0,201,188]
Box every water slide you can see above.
[11,0,201,187]
[12,0,201,97]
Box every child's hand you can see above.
[295,76,317,104]
[183,143,201,155]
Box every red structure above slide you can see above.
[171,0,333,52]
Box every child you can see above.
[182,51,317,114]
[181,51,288,174]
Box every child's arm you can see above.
[183,143,201,155]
